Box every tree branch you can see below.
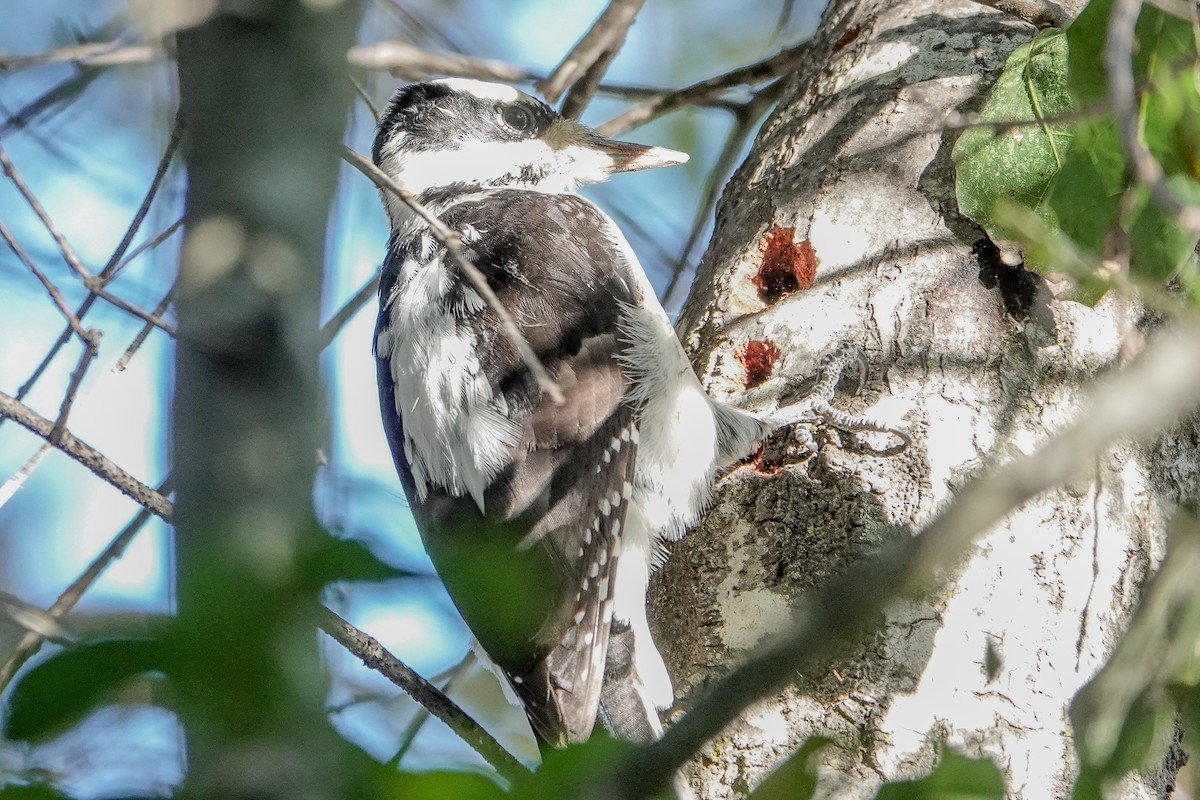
[598,318,1200,799]
[0,478,169,691]
[318,607,530,783]
[0,390,173,521]
[596,43,808,136]
[340,145,564,404]
[538,0,647,107]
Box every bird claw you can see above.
[769,345,909,455]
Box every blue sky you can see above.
[0,0,824,793]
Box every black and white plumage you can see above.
[372,79,777,753]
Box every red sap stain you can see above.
[832,24,862,56]
[738,339,781,389]
[752,227,817,304]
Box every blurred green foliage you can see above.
[953,0,1200,305]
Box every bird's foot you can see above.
[769,346,910,455]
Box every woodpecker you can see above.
[371,79,861,763]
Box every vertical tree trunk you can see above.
[653,1,1191,796]
[172,3,364,798]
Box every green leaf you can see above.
[1070,512,1200,796]
[1129,174,1200,284]
[874,749,1005,799]
[1065,0,1198,106]
[953,29,1074,240]
[4,638,164,741]
[748,737,831,800]
[302,534,417,585]
[376,771,504,800]
[508,734,634,799]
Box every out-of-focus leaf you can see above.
[955,0,1200,305]
[508,734,632,799]
[1070,512,1200,798]
[4,638,164,741]
[376,770,504,800]
[303,534,418,585]
[748,737,831,800]
[874,749,1005,799]
[953,29,1073,240]
[1065,0,1197,105]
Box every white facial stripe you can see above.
[380,138,580,204]
[433,78,522,103]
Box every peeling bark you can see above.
[652,1,1190,797]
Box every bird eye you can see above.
[501,105,534,134]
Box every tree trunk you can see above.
[652,1,1190,797]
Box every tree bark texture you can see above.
[653,1,1193,797]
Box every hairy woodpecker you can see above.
[372,79,829,755]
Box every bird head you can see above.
[372,78,688,224]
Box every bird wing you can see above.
[375,189,647,746]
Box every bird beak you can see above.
[588,134,689,174]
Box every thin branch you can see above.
[90,284,178,335]
[0,216,91,341]
[51,333,101,443]
[318,607,530,783]
[340,146,564,404]
[115,281,176,372]
[0,390,173,521]
[0,442,52,510]
[103,113,185,276]
[15,214,184,404]
[113,215,185,276]
[967,0,1071,28]
[538,0,647,107]
[388,650,476,769]
[596,43,808,136]
[0,140,94,283]
[0,41,164,70]
[320,270,379,350]
[558,0,648,118]
[0,478,169,692]
[1105,0,1200,235]
[349,40,538,82]
[596,319,1200,799]
[662,93,777,309]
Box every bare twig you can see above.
[1105,0,1200,235]
[349,40,538,82]
[0,216,91,341]
[596,43,808,136]
[111,216,185,278]
[388,650,476,769]
[115,281,176,372]
[0,442,52,510]
[320,270,379,350]
[595,319,1200,799]
[0,390,173,521]
[1,115,181,426]
[318,607,529,783]
[662,91,779,309]
[0,140,94,283]
[341,146,564,404]
[0,41,164,70]
[90,285,178,335]
[539,0,647,107]
[967,0,1071,28]
[51,333,101,443]
[0,478,169,692]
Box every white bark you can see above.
[652,1,1192,797]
